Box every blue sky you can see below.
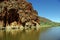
[27,0,60,22]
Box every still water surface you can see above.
[0,29,40,40]
[0,27,60,40]
[40,27,60,40]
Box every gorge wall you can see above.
[0,0,40,30]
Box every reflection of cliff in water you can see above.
[0,30,6,40]
[0,30,40,40]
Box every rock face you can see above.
[0,0,40,29]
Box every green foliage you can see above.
[39,16,60,27]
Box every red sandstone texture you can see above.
[0,0,40,27]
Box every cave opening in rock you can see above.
[8,9,19,25]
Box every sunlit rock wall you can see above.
[0,0,40,30]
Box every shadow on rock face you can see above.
[8,9,19,25]
[0,0,4,2]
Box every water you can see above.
[0,27,60,40]
[0,29,40,40]
[40,27,60,40]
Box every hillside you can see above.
[39,16,60,27]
